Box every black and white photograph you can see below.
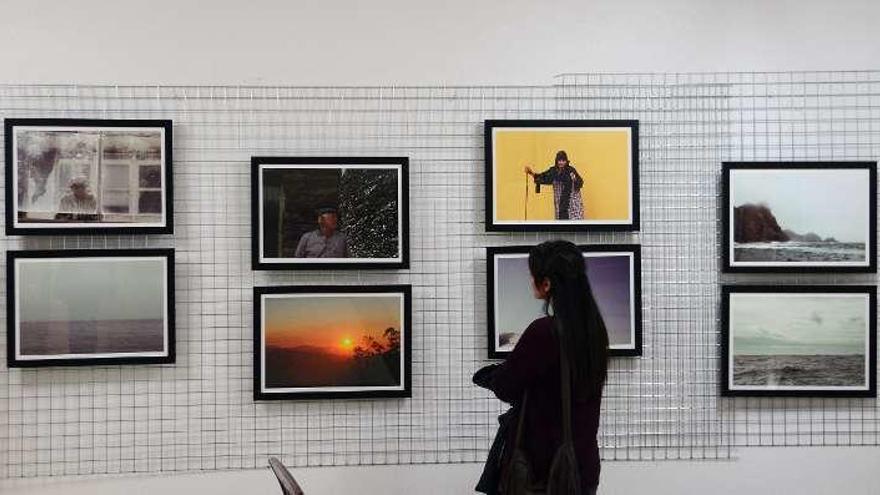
[5,119,173,235]
[723,162,877,273]
[487,245,642,358]
[254,285,412,400]
[7,249,175,367]
[252,157,409,270]
[721,285,876,397]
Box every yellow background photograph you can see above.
[492,128,633,222]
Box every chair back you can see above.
[268,457,305,495]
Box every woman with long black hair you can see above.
[474,240,609,494]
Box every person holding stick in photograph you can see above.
[294,207,350,258]
[524,150,585,220]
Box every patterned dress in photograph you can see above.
[533,165,585,220]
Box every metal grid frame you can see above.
[1,71,875,480]
[558,71,880,449]
[713,71,880,447]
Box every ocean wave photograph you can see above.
[19,319,165,356]
[734,241,866,262]
[733,354,865,387]
[725,289,874,395]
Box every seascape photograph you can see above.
[490,246,640,357]
[256,287,410,399]
[9,251,173,366]
[726,164,875,271]
[725,288,875,396]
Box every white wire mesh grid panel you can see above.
[6,75,850,480]
[559,71,880,449]
[716,71,880,447]
[556,73,728,459]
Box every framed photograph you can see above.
[721,285,876,398]
[484,120,639,232]
[251,157,409,270]
[487,245,642,359]
[7,249,175,367]
[254,285,412,400]
[5,118,173,235]
[722,162,877,273]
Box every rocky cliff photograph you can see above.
[723,162,876,272]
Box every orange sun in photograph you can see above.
[339,337,354,355]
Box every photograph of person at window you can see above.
[474,240,608,495]
[524,150,585,220]
[54,177,99,222]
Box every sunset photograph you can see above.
[254,286,411,399]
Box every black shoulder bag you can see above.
[500,327,583,495]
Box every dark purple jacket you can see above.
[475,316,602,490]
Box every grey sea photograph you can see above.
[15,257,168,359]
[729,293,869,390]
[730,168,870,266]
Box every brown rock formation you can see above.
[733,204,790,243]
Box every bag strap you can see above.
[512,391,528,450]
[556,319,573,443]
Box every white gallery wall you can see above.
[2,1,880,494]
[4,448,880,494]
[0,0,878,86]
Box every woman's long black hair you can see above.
[528,240,609,397]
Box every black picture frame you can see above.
[7,248,176,367]
[487,244,642,359]
[251,156,410,270]
[722,161,877,273]
[254,284,412,400]
[720,285,877,398]
[4,118,174,235]
[484,119,640,232]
